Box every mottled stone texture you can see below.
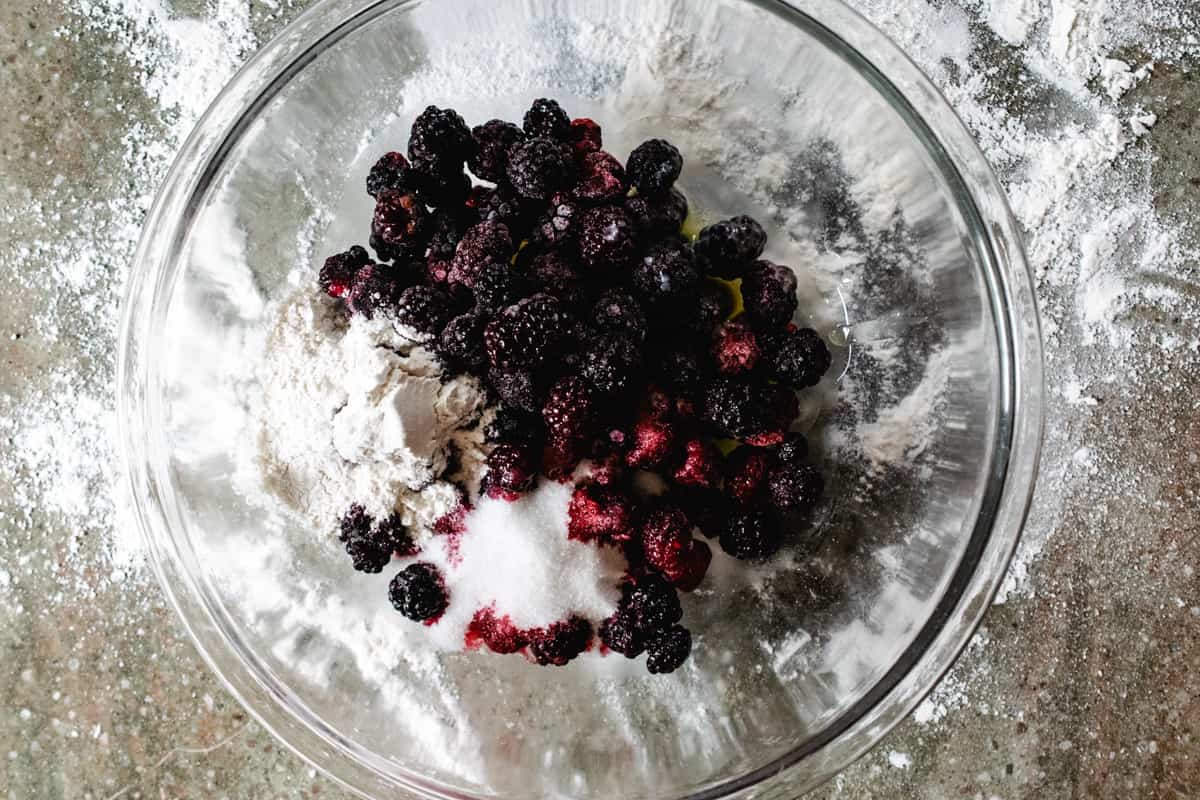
[0,1,1196,798]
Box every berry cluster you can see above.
[319,99,832,674]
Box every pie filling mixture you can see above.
[253,98,833,675]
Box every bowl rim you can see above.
[116,0,1045,797]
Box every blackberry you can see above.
[632,239,699,309]
[625,408,677,469]
[591,288,647,342]
[467,608,529,654]
[542,375,595,444]
[528,194,581,250]
[671,486,730,538]
[488,368,544,413]
[527,251,581,301]
[599,613,644,658]
[529,616,593,666]
[578,205,637,272]
[742,260,798,329]
[768,327,832,389]
[719,508,784,560]
[702,377,795,443]
[622,574,683,632]
[394,285,453,339]
[448,221,514,288]
[388,562,449,622]
[580,333,642,394]
[366,151,414,198]
[371,190,430,260]
[318,245,371,298]
[346,264,403,318]
[469,119,525,182]
[467,184,534,235]
[573,151,627,203]
[645,625,692,674]
[626,139,683,196]
[625,187,688,236]
[682,280,735,337]
[472,262,530,313]
[408,105,472,167]
[569,117,603,157]
[507,137,575,200]
[768,462,824,513]
[710,319,761,375]
[485,442,538,494]
[522,98,571,141]
[651,347,706,395]
[694,215,767,279]
[484,293,570,370]
[724,446,771,505]
[424,209,470,285]
[485,406,544,447]
[567,482,635,543]
[438,311,490,373]
[640,502,708,587]
[775,432,809,466]
[337,505,391,573]
[408,160,472,209]
[673,439,721,489]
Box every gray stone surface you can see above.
[0,1,1196,798]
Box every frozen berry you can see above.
[438,311,489,373]
[424,210,470,285]
[507,137,575,200]
[529,616,592,666]
[527,251,581,301]
[742,260,798,328]
[627,139,683,196]
[372,190,430,259]
[469,119,525,182]
[408,161,472,209]
[720,509,783,560]
[568,117,602,157]
[694,215,767,279]
[346,264,403,318]
[640,503,694,576]
[568,483,635,543]
[467,607,529,654]
[724,446,771,505]
[632,239,699,309]
[645,624,691,674]
[485,406,544,447]
[467,184,534,235]
[319,245,371,298]
[768,462,824,513]
[484,293,570,370]
[672,486,729,538]
[703,378,795,443]
[768,327,831,389]
[389,562,449,622]
[711,319,761,375]
[542,436,584,481]
[675,280,735,339]
[651,347,706,396]
[578,205,637,271]
[580,333,642,394]
[408,105,471,167]
[472,262,530,313]
[625,409,677,469]
[366,151,417,198]
[599,613,644,657]
[485,442,538,495]
[448,221,514,288]
[394,285,453,338]
[527,194,581,251]
[573,151,627,202]
[591,289,647,342]
[625,187,688,236]
[489,368,544,413]
[622,574,683,632]
[374,512,419,557]
[336,505,390,573]
[776,432,809,466]
[523,98,570,141]
[542,375,594,444]
[673,439,721,488]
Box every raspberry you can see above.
[318,245,371,298]
[632,239,699,309]
[719,508,783,560]
[469,119,525,182]
[408,105,471,167]
[485,442,538,495]
[467,184,535,235]
[488,368,544,413]
[775,432,809,466]
[507,137,575,200]
[625,187,688,236]
[467,607,529,654]
[768,462,824,513]
[528,194,581,251]
[448,221,514,288]
[529,616,593,666]
[580,333,642,394]
[484,293,570,370]
[472,262,530,313]
[694,215,767,279]
[724,446,771,505]
[389,563,449,622]
[440,307,488,363]
[702,378,795,443]
[568,117,603,157]
[591,289,647,342]
[626,139,683,196]
[523,98,571,140]
[742,260,798,329]
[346,264,403,318]
[394,285,454,339]
[485,406,544,447]
[598,613,644,657]
[767,327,832,389]
[621,574,683,632]
[542,375,594,445]
[710,319,761,375]
[424,210,469,285]
[573,151,627,202]
[371,190,430,261]
[673,439,721,488]
[366,151,414,198]
[336,505,390,573]
[578,205,637,271]
[624,409,677,469]
[640,503,709,588]
[567,482,635,543]
[645,625,692,674]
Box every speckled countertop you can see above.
[1,0,1197,798]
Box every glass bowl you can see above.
[117,0,1043,797]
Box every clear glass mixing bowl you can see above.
[117,0,1044,797]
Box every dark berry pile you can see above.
[318,99,833,675]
